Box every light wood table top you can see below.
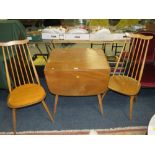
[44,48,110,96]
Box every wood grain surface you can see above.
[44,48,110,96]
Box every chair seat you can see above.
[8,84,46,108]
[108,75,141,96]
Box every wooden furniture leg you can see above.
[130,96,134,120]
[97,94,103,114]
[12,109,16,135]
[133,95,137,102]
[54,95,59,115]
[42,100,54,123]
[101,89,108,101]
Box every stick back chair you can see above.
[108,33,153,120]
[0,39,54,134]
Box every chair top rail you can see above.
[127,33,153,40]
[0,39,29,46]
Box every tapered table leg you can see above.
[54,95,59,115]
[97,94,103,114]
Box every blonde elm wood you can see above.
[45,48,110,96]
[108,76,141,96]
[130,96,135,121]
[101,88,109,100]
[44,48,110,115]
[108,33,153,120]
[45,70,110,96]
[97,94,103,114]
[12,109,16,135]
[54,95,59,115]
[42,100,54,123]
[0,39,54,134]
[8,84,46,108]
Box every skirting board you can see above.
[0,126,147,135]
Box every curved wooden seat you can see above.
[8,84,46,108]
[108,75,141,96]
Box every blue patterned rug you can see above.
[0,78,155,133]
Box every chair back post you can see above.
[113,34,153,84]
[138,39,151,83]
[0,39,41,91]
[2,46,12,92]
[26,43,40,85]
[113,39,127,75]
[123,37,135,76]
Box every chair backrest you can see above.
[0,39,40,92]
[113,33,153,84]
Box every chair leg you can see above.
[12,109,16,135]
[101,89,109,101]
[42,100,54,123]
[97,94,103,115]
[133,95,137,103]
[129,96,135,120]
[54,95,59,115]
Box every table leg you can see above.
[97,94,103,114]
[101,89,109,101]
[54,94,59,115]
